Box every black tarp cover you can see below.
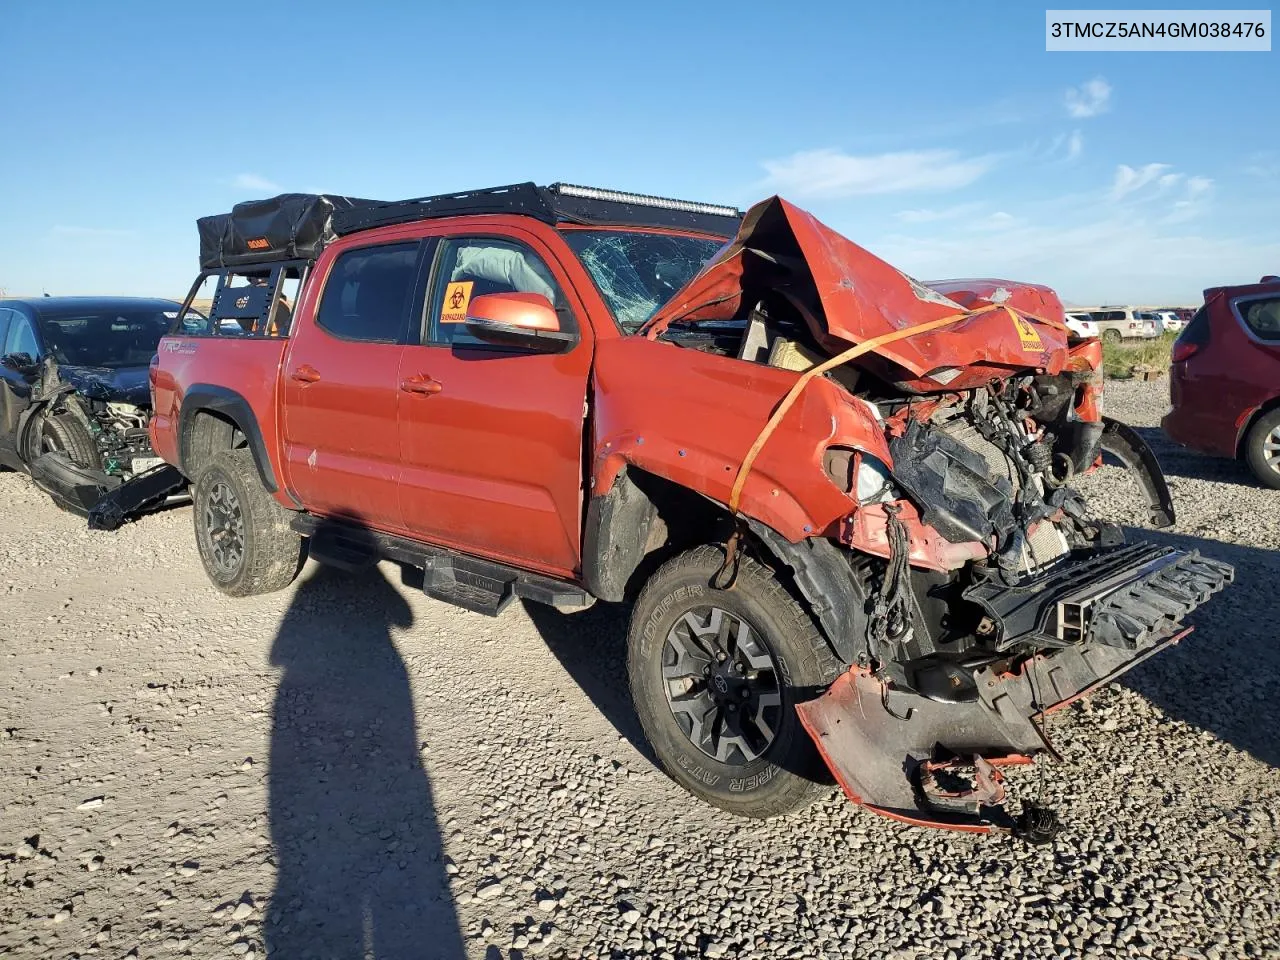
[197,193,378,269]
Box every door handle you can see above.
[290,364,321,384]
[399,376,443,395]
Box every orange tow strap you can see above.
[728,303,1021,513]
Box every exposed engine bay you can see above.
[24,359,186,523]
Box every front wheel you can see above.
[192,449,303,596]
[628,545,842,818]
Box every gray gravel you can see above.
[2,378,1278,959]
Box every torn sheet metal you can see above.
[642,196,1069,392]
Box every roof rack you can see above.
[331,182,743,238]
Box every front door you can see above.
[397,230,593,577]
[0,309,37,468]
[281,240,425,531]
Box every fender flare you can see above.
[178,384,280,494]
[745,519,867,665]
[582,467,865,665]
[1099,416,1174,528]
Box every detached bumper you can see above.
[797,543,1234,835]
[29,451,116,516]
[29,451,187,529]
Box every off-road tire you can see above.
[193,449,302,596]
[1243,409,1280,490]
[36,412,98,469]
[628,544,842,819]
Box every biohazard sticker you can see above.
[440,281,474,324]
[1010,312,1044,352]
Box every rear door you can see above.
[396,227,593,577]
[280,240,428,530]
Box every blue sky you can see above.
[1,1,1276,305]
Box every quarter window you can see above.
[426,238,569,347]
[0,309,13,352]
[1237,297,1280,342]
[317,243,421,343]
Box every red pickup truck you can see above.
[151,183,1232,837]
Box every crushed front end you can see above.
[23,359,185,524]
[642,195,1236,835]
[801,371,1233,836]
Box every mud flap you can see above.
[87,465,188,531]
[1099,416,1175,528]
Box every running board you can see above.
[290,515,591,616]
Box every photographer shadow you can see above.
[266,529,464,959]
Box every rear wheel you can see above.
[627,545,842,818]
[1102,328,1122,343]
[1244,409,1280,490]
[192,449,302,596]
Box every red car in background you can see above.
[1163,277,1280,488]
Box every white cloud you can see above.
[1111,163,1172,200]
[894,202,983,224]
[1065,77,1112,118]
[1165,177,1215,223]
[49,225,136,239]
[1185,176,1214,198]
[759,148,995,199]
[1244,152,1279,178]
[1066,130,1083,160]
[874,213,1277,305]
[232,173,280,192]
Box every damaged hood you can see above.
[57,364,152,406]
[642,196,1069,392]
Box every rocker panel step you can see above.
[291,514,590,616]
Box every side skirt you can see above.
[290,514,592,616]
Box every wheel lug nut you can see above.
[727,703,736,712]
[740,687,749,698]
[703,666,711,676]
[717,652,726,662]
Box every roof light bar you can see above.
[550,183,740,219]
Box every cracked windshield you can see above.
[562,230,726,333]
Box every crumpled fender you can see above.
[641,196,1069,392]
[590,336,884,541]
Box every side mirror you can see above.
[1,352,37,374]
[464,293,575,353]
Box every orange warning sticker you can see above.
[440,281,474,324]
[1011,312,1043,352]
[246,237,270,250]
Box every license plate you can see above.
[131,456,165,474]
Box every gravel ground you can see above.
[1,378,1277,960]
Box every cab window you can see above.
[425,238,572,347]
[317,243,421,343]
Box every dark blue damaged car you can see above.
[0,297,197,516]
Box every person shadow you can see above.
[265,532,465,959]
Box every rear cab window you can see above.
[179,264,303,338]
[316,243,422,343]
